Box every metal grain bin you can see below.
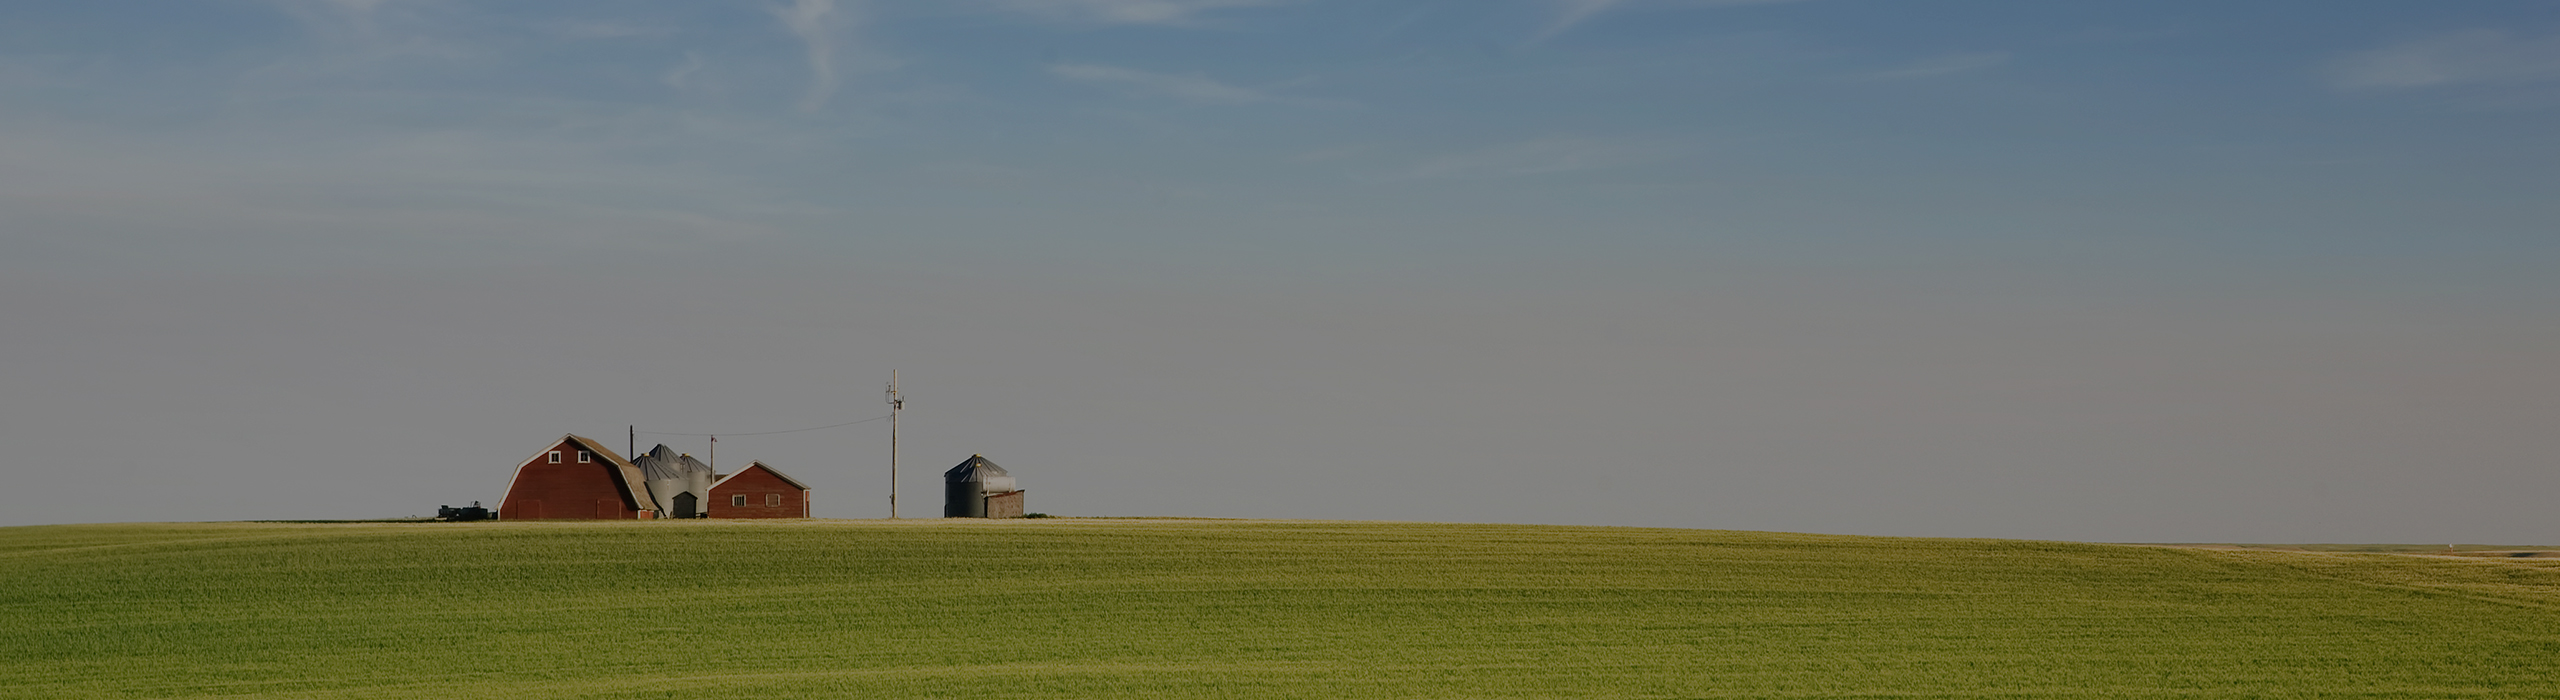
[634,445,716,518]
[944,454,1017,518]
[682,453,714,516]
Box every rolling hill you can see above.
[4,519,2556,699]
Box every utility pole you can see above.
[708,435,717,474]
[628,426,634,462]
[886,370,903,519]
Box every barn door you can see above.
[674,493,698,519]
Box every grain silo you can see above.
[633,444,716,518]
[680,453,714,513]
[943,454,1023,518]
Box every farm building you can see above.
[499,434,657,520]
[944,455,1025,518]
[709,461,811,518]
[500,436,814,520]
[631,445,716,518]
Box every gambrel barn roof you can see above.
[506,433,653,511]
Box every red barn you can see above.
[499,434,657,520]
[708,461,810,519]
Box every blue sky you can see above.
[3,1,2556,540]
[8,0,2553,272]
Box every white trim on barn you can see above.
[499,433,656,519]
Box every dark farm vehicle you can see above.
[436,502,494,521]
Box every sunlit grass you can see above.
[4,519,2557,698]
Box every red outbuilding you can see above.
[498,434,657,520]
[708,461,810,519]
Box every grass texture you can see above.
[4,519,2558,699]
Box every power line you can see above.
[635,414,892,438]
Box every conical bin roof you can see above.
[636,445,717,478]
[633,445,680,481]
[944,454,1007,482]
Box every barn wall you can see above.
[985,491,1024,519]
[501,438,648,520]
[709,467,808,519]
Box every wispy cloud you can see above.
[0,55,92,89]
[1862,52,2009,80]
[1050,63,1331,106]
[1535,0,1811,43]
[983,0,1289,26]
[1287,144,1370,163]
[1387,137,1675,180]
[2328,30,2560,90]
[663,51,705,90]
[556,20,675,39]
[264,0,403,43]
[771,0,849,111]
[0,115,809,266]
[250,0,474,81]
[1537,0,1623,43]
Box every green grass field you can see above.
[4,519,2558,699]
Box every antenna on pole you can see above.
[886,371,904,519]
